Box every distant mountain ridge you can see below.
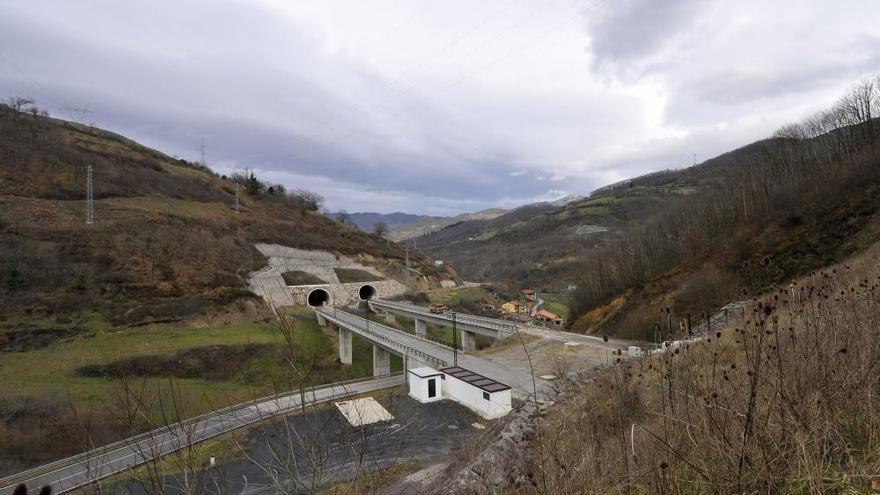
[327,208,510,241]
[386,208,508,241]
[325,211,441,232]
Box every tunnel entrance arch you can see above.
[307,288,331,307]
[359,284,377,301]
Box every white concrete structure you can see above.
[247,244,408,308]
[316,307,547,396]
[335,397,394,426]
[407,367,444,403]
[440,366,512,419]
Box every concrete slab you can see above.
[335,397,394,426]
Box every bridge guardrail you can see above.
[363,310,463,350]
[371,299,519,334]
[317,309,449,368]
[0,373,404,490]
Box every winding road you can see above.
[0,374,404,495]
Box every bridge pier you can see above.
[461,330,477,352]
[415,318,427,338]
[338,328,352,364]
[384,311,396,324]
[373,345,391,376]
[316,312,328,327]
[403,355,427,385]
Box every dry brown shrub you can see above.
[525,243,880,494]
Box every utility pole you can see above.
[200,138,207,167]
[451,312,458,366]
[85,164,94,225]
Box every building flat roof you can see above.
[439,366,511,393]
[408,366,443,378]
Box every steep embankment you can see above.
[0,106,450,333]
[521,241,880,494]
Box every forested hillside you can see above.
[418,172,702,288]
[568,76,880,339]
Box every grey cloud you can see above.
[0,0,573,211]
[2,0,878,214]
[584,0,712,77]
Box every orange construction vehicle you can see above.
[429,303,448,314]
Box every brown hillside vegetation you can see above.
[0,104,447,329]
[418,186,683,289]
[522,241,880,494]
[570,75,880,339]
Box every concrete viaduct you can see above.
[315,308,540,395]
[366,299,517,352]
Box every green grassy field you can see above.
[0,308,382,414]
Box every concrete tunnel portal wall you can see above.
[359,284,377,301]
[307,288,331,307]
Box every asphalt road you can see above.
[320,308,573,397]
[3,304,623,494]
[0,375,404,495]
[369,298,623,346]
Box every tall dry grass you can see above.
[526,243,880,494]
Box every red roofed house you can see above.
[535,308,563,326]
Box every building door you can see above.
[428,378,436,398]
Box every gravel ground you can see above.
[102,392,484,494]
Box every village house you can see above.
[522,288,536,301]
[535,308,563,326]
[500,301,521,314]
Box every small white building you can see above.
[407,366,513,419]
[440,366,512,419]
[407,367,444,403]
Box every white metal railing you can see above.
[370,299,518,335]
[317,309,448,368]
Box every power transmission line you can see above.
[0,51,63,108]
[281,0,526,148]
[366,0,560,115]
[312,0,608,152]
[273,0,587,165]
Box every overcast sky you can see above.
[1,1,879,215]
